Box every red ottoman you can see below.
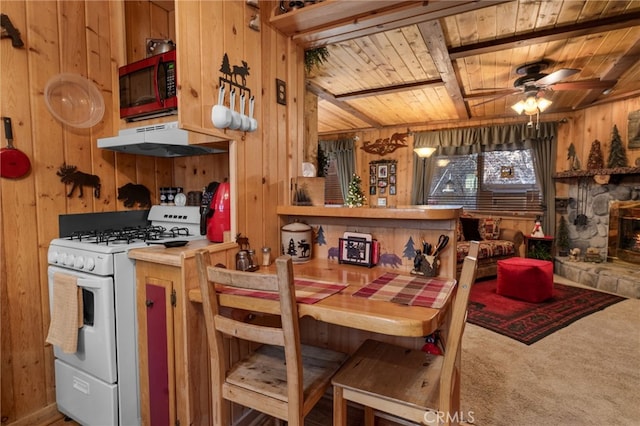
[497,257,554,302]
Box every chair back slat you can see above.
[208,266,280,292]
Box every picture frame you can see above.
[378,164,388,178]
[379,187,386,195]
[389,185,396,195]
[339,237,372,266]
[389,175,396,184]
[370,164,377,176]
[629,110,640,149]
[377,197,387,207]
[370,175,376,185]
[369,186,376,195]
[378,179,387,188]
[389,163,396,174]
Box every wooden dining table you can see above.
[188,257,457,343]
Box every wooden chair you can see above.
[195,251,347,426]
[331,241,480,426]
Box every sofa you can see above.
[455,216,524,280]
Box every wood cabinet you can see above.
[131,241,237,426]
[525,235,555,260]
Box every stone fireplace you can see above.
[554,176,640,298]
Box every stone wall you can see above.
[564,176,640,259]
[555,175,640,298]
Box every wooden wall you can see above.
[1,0,637,423]
[0,1,302,424]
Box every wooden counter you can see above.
[278,205,461,279]
[276,205,461,220]
[128,239,237,266]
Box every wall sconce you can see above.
[413,147,436,158]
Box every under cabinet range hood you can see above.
[97,121,228,157]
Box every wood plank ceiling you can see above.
[293,0,640,134]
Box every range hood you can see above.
[97,121,228,157]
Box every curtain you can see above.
[412,122,557,234]
[319,138,355,203]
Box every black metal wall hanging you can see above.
[360,132,409,156]
[57,164,100,198]
[117,183,151,208]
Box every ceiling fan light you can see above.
[537,97,552,112]
[414,147,436,158]
[511,101,526,115]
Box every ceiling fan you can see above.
[469,60,617,107]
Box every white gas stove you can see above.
[47,206,205,426]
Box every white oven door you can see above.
[48,266,117,383]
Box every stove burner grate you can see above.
[65,225,193,245]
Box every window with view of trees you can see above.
[428,149,542,212]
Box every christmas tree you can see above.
[607,124,628,168]
[586,139,604,170]
[345,174,366,207]
[556,215,570,256]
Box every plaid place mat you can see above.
[217,278,347,304]
[352,272,457,309]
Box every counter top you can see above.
[277,205,462,220]
[128,240,237,267]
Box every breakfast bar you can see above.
[129,205,462,425]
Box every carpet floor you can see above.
[461,279,640,426]
[467,278,626,345]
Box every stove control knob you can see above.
[65,254,75,267]
[59,253,67,265]
[85,257,95,271]
[48,251,58,264]
[74,256,84,269]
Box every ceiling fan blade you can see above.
[549,79,617,91]
[535,68,580,86]
[464,88,519,101]
[467,90,518,107]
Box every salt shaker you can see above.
[261,247,271,266]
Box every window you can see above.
[427,148,542,212]
[323,157,344,205]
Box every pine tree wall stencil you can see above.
[607,125,629,168]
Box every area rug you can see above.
[467,278,626,345]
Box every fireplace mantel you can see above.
[553,166,640,180]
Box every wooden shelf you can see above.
[553,167,640,179]
[277,205,461,221]
[268,0,504,48]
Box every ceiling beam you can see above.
[306,81,382,128]
[294,0,510,49]
[335,79,444,101]
[448,11,640,60]
[417,20,469,120]
[575,37,640,108]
